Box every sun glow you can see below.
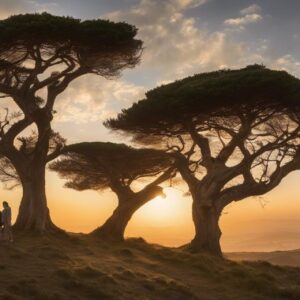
[132,187,189,224]
[141,195,173,221]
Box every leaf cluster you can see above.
[0,12,142,77]
[50,142,173,191]
[106,65,300,135]
[0,12,140,51]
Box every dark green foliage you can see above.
[0,13,136,46]
[50,142,172,191]
[106,65,300,134]
[0,12,142,77]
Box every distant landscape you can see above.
[228,249,300,267]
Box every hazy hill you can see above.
[0,234,300,300]
[227,249,300,267]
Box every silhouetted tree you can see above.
[50,142,174,241]
[0,156,20,190]
[0,130,65,190]
[0,13,142,232]
[0,128,66,232]
[106,65,300,256]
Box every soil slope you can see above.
[0,234,300,300]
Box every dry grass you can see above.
[0,234,299,300]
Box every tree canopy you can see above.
[50,142,174,240]
[106,65,300,136]
[50,142,173,191]
[0,12,142,81]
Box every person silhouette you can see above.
[0,210,3,241]
[2,201,13,242]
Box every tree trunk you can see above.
[189,197,222,256]
[14,162,58,232]
[92,185,164,241]
[91,199,141,241]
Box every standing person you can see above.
[0,210,3,241]
[2,201,13,242]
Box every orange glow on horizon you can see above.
[1,170,300,252]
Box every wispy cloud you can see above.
[272,54,300,76]
[25,0,58,13]
[105,0,245,83]
[0,0,28,19]
[240,4,261,15]
[224,13,262,26]
[0,0,58,19]
[54,75,145,124]
[224,3,262,30]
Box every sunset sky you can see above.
[1,0,300,252]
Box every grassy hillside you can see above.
[0,234,300,300]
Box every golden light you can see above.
[125,187,194,246]
[131,187,189,225]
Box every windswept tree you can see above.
[0,13,142,232]
[106,65,300,256]
[50,142,174,241]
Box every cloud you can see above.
[0,0,29,19]
[54,75,145,124]
[224,13,262,27]
[105,0,245,83]
[272,54,300,77]
[240,4,261,15]
[224,3,262,30]
[25,0,58,13]
[174,0,209,9]
[0,0,58,20]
